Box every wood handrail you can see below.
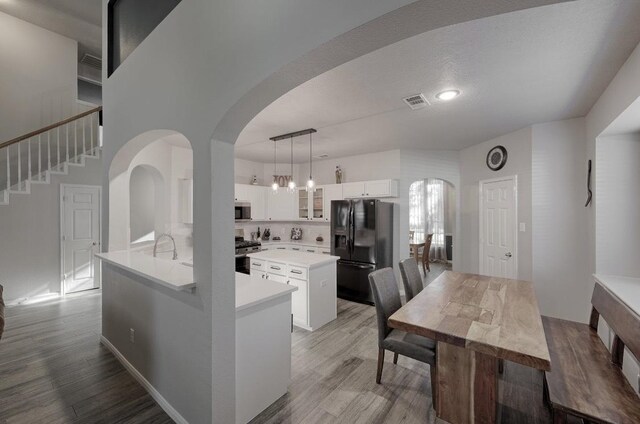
[0,106,102,150]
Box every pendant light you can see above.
[271,139,279,192]
[306,131,315,191]
[287,135,296,192]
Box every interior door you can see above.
[480,177,517,279]
[62,185,101,294]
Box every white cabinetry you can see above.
[249,251,337,331]
[266,189,297,221]
[342,179,398,198]
[297,187,325,221]
[235,184,267,220]
[322,184,343,222]
[178,179,193,224]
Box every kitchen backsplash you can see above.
[235,221,330,243]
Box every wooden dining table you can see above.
[388,271,550,424]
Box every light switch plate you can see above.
[519,223,526,232]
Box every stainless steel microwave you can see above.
[235,202,251,221]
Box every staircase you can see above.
[0,107,102,206]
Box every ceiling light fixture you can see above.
[306,131,315,192]
[287,135,296,192]
[436,89,460,101]
[271,139,279,192]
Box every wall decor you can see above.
[486,145,508,171]
[273,175,292,188]
[335,165,343,184]
[585,159,592,207]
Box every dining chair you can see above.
[399,258,424,302]
[368,269,437,402]
[422,233,434,273]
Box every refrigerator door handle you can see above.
[350,205,355,254]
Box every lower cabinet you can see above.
[251,258,337,331]
[288,277,308,326]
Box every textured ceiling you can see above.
[0,0,102,56]
[235,0,640,163]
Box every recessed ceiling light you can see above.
[436,90,460,101]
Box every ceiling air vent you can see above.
[402,93,430,110]
[80,53,102,69]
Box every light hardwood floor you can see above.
[1,265,568,423]
[0,291,172,424]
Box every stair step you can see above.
[49,162,68,175]
[30,171,50,184]
[8,180,31,194]
[67,155,85,167]
[0,190,8,205]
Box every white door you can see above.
[61,185,101,294]
[480,177,517,279]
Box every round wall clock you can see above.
[486,145,508,171]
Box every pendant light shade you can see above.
[306,131,315,191]
[271,139,278,191]
[287,135,296,192]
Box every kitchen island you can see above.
[96,252,297,424]
[247,250,339,331]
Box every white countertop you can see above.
[236,272,297,312]
[247,249,339,268]
[261,240,329,249]
[96,251,196,292]
[594,274,640,316]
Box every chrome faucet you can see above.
[153,233,178,260]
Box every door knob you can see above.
[505,252,512,258]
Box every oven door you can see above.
[235,255,251,275]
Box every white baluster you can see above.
[82,116,86,154]
[38,134,42,180]
[17,141,21,190]
[28,138,31,182]
[90,113,94,154]
[66,122,70,163]
[6,147,9,192]
[47,131,51,173]
[74,120,78,163]
[57,126,60,171]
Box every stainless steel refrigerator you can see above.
[331,199,394,305]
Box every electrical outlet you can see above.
[129,328,135,343]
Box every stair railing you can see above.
[0,107,102,199]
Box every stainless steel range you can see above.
[235,237,261,275]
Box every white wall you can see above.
[531,119,590,322]
[101,1,569,421]
[595,134,640,278]
[459,127,533,280]
[129,166,159,242]
[0,12,77,142]
[0,158,102,302]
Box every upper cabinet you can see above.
[178,178,193,224]
[298,187,325,221]
[322,184,343,222]
[235,179,397,221]
[266,188,297,221]
[235,184,266,220]
[342,180,398,198]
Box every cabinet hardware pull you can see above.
[270,266,281,270]
[252,263,261,266]
[291,270,302,274]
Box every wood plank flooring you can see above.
[0,291,172,424]
[1,264,576,424]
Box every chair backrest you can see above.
[369,268,402,344]
[589,282,640,367]
[425,233,433,251]
[0,284,5,341]
[399,258,423,302]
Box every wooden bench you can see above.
[542,281,640,423]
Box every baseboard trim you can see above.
[100,335,189,424]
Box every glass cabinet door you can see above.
[312,188,324,220]
[298,189,309,220]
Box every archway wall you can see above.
[100,1,568,422]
